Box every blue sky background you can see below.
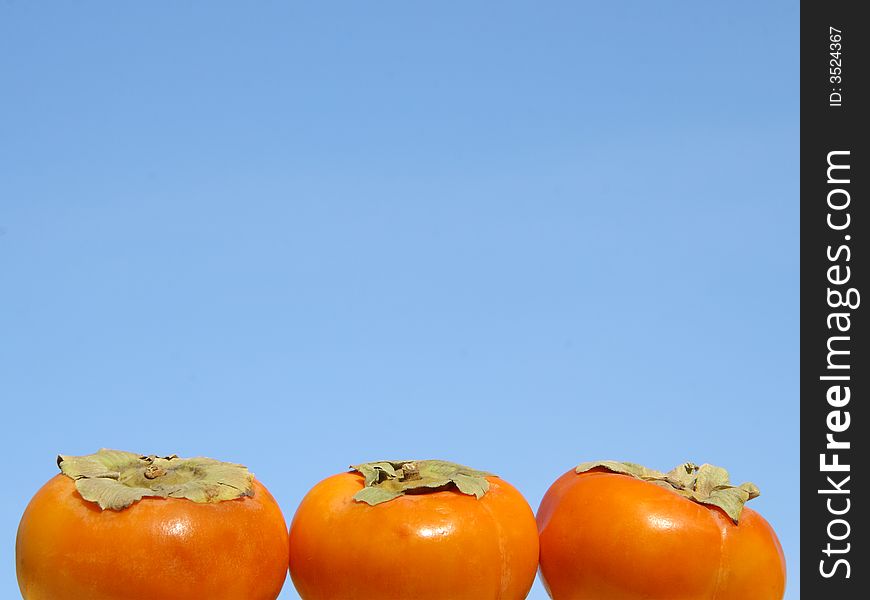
[1,2,798,598]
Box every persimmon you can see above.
[537,461,786,600]
[288,460,539,599]
[16,449,289,600]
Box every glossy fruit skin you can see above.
[289,472,539,599]
[16,474,289,600]
[537,469,786,600]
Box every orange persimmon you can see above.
[288,460,539,599]
[16,449,289,600]
[537,461,786,600]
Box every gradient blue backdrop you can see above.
[1,2,798,598]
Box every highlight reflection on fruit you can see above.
[537,460,786,600]
[289,459,540,600]
[16,449,289,600]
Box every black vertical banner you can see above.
[802,2,867,597]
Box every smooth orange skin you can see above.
[289,472,539,599]
[536,469,786,600]
[17,474,290,600]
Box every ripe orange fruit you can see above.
[16,449,290,600]
[537,461,786,599]
[289,460,539,599]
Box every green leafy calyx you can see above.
[350,460,494,506]
[575,460,760,524]
[58,449,254,511]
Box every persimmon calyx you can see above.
[57,449,254,511]
[575,460,760,524]
[350,460,494,506]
